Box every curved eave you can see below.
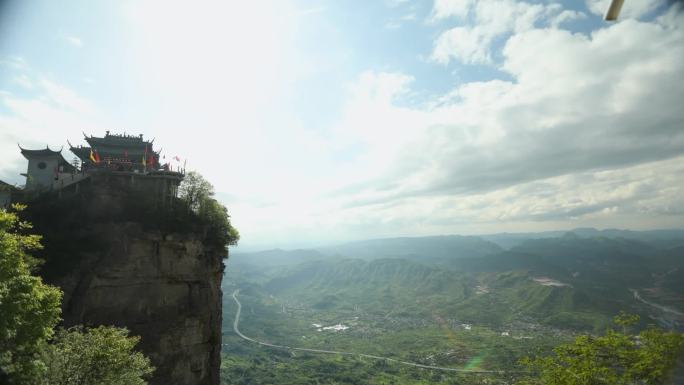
[18,144,64,158]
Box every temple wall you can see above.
[25,157,60,190]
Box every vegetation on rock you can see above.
[0,205,61,384]
[178,171,240,249]
[40,326,154,385]
[0,206,154,385]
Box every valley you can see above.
[220,230,684,384]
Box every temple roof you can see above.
[19,145,63,158]
[70,131,160,163]
[67,131,166,173]
[83,131,153,149]
[69,145,159,160]
[18,145,76,172]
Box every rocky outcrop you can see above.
[50,223,223,385]
[28,178,227,385]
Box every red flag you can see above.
[94,150,100,163]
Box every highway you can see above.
[228,289,514,374]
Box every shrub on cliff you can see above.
[40,326,154,385]
[1,207,154,385]
[178,171,215,213]
[0,205,62,384]
[179,171,239,248]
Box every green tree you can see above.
[178,171,215,212]
[0,205,62,384]
[518,313,684,385]
[1,206,156,385]
[40,326,154,385]
[179,171,239,246]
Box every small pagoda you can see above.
[18,146,77,191]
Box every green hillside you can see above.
[259,257,627,331]
[221,230,684,384]
[322,235,503,264]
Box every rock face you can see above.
[51,222,224,385]
[29,177,227,385]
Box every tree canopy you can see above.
[518,312,684,385]
[178,171,239,247]
[178,171,215,213]
[40,326,154,385]
[1,206,154,385]
[0,205,62,384]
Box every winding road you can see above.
[228,289,515,374]
[630,289,684,317]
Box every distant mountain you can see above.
[231,229,684,269]
[230,235,503,268]
[321,235,503,265]
[230,248,329,267]
[481,228,684,250]
[452,235,666,289]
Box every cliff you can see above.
[25,175,228,385]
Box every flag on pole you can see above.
[90,149,100,163]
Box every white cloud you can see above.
[61,35,83,47]
[550,9,587,27]
[12,74,33,89]
[247,8,684,245]
[330,155,684,238]
[0,78,108,184]
[316,12,684,242]
[431,0,570,65]
[432,26,491,64]
[431,0,474,20]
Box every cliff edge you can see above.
[26,174,229,385]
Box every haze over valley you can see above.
[1,0,684,384]
[220,228,684,383]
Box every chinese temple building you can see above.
[3,132,184,206]
[69,131,161,173]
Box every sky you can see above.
[0,0,683,251]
